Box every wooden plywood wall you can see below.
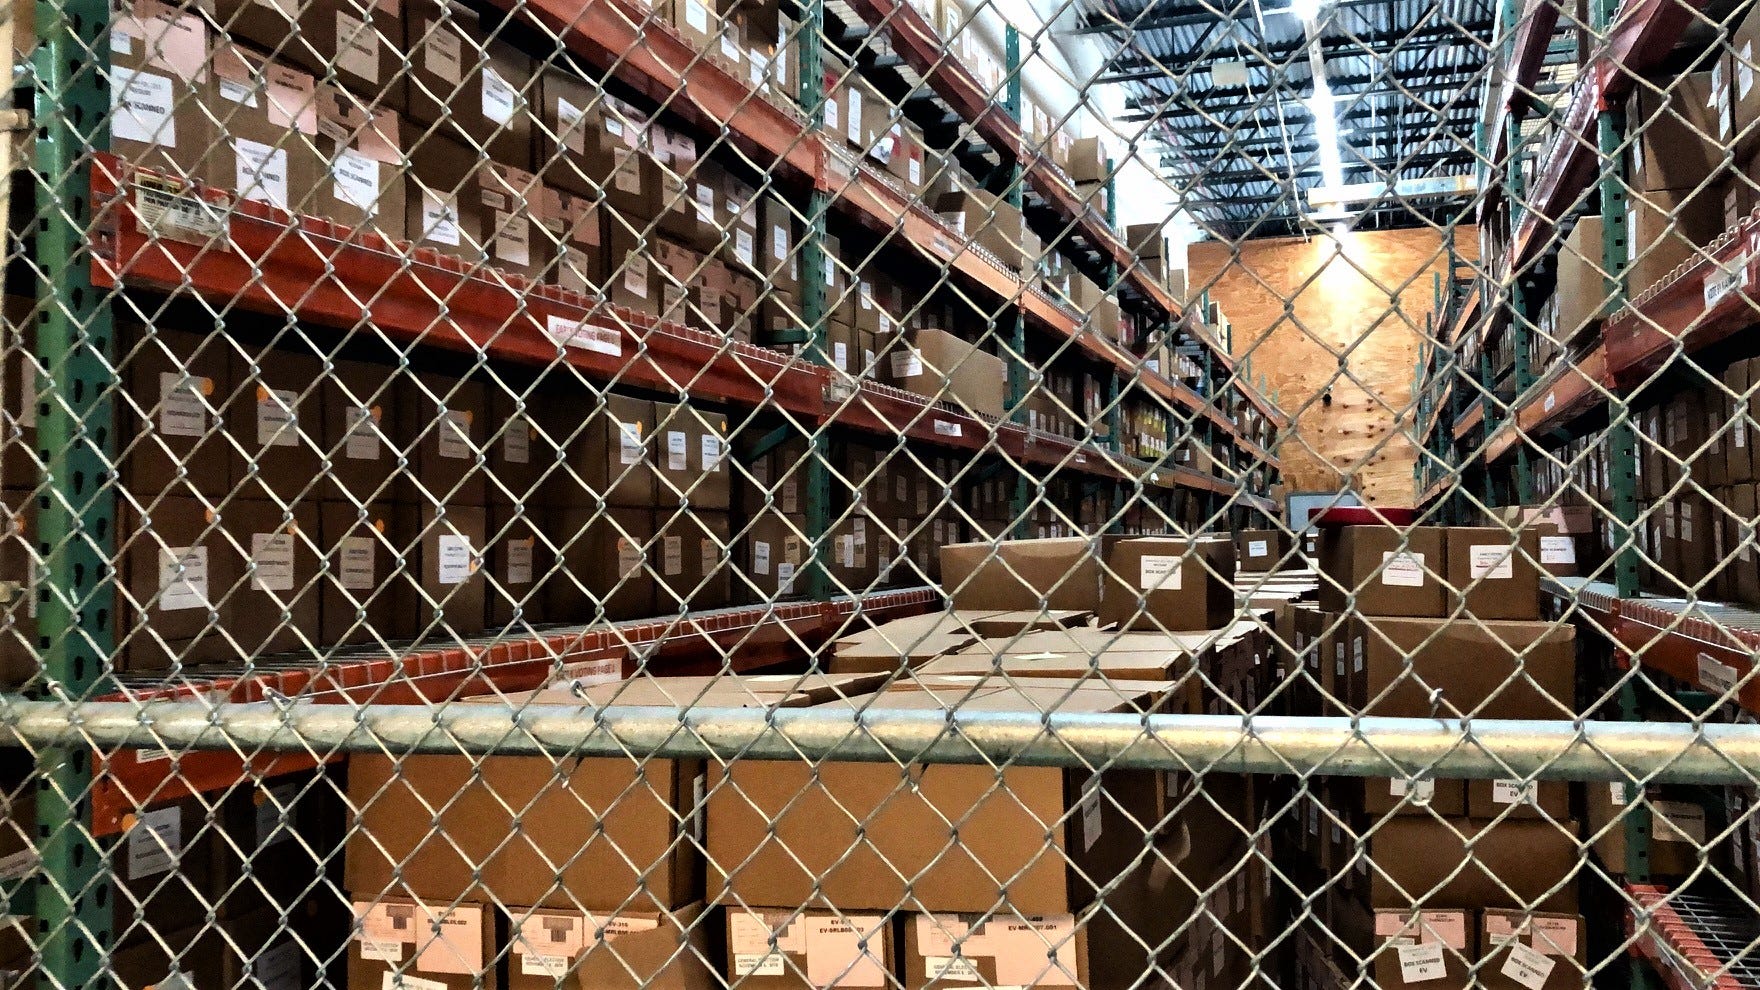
[1190,226,1478,504]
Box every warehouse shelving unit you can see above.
[1628,886,1760,990]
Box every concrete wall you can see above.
[1189,225,1479,504]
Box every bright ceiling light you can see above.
[1286,0,1327,22]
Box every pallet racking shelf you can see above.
[1628,886,1760,990]
[88,585,941,835]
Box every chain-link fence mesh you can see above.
[0,0,1757,986]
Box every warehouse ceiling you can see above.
[1069,0,1526,238]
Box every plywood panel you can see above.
[1190,226,1479,504]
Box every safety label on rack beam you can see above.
[1704,263,1749,308]
[932,420,962,437]
[544,315,622,357]
[135,179,227,247]
[1697,651,1741,695]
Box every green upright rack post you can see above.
[31,0,118,978]
[795,2,835,600]
[1002,24,1033,539]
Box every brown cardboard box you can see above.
[222,498,323,658]
[546,505,655,621]
[939,537,1102,612]
[1444,527,1541,621]
[319,500,418,644]
[485,507,549,629]
[108,1,217,182]
[1533,524,1582,579]
[209,40,322,214]
[1317,526,1446,617]
[478,162,551,280]
[1466,776,1571,821]
[404,122,487,261]
[319,357,404,505]
[312,84,405,240]
[1628,72,1726,194]
[411,502,488,640]
[1477,911,1585,990]
[654,508,732,612]
[0,493,35,688]
[1236,529,1294,571]
[346,750,701,909]
[107,798,219,937]
[1099,536,1235,631]
[1366,910,1473,990]
[208,0,402,96]
[118,496,237,670]
[212,773,332,920]
[1727,359,1754,484]
[544,186,605,295]
[706,681,1164,913]
[901,914,1086,990]
[219,906,308,989]
[1626,186,1726,297]
[505,902,713,990]
[121,325,235,499]
[742,508,807,602]
[1739,485,1760,604]
[1351,616,1576,720]
[1553,217,1607,347]
[347,897,496,990]
[401,373,489,506]
[402,0,533,166]
[535,68,601,196]
[228,345,325,502]
[111,924,222,989]
[1585,781,1705,876]
[0,298,35,493]
[537,391,655,508]
[1367,817,1579,912]
[483,385,547,507]
[569,672,886,708]
[886,328,1008,418]
[725,910,892,990]
[653,402,731,511]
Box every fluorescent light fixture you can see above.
[1211,60,1249,86]
[1285,0,1327,22]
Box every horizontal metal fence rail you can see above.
[8,701,1760,783]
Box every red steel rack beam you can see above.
[88,588,939,835]
[1603,224,1760,387]
[1626,886,1750,990]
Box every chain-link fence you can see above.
[1,0,1758,986]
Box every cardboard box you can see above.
[1367,817,1579,912]
[318,357,404,505]
[108,0,217,182]
[1554,217,1607,347]
[346,748,702,910]
[312,84,405,240]
[1098,536,1235,631]
[478,162,551,279]
[412,502,487,641]
[219,906,309,990]
[485,506,550,629]
[319,499,417,644]
[483,384,547,508]
[347,897,496,990]
[118,496,237,670]
[544,186,605,295]
[1477,911,1585,990]
[1626,186,1725,296]
[534,391,655,508]
[569,672,886,708]
[111,924,222,989]
[402,0,533,166]
[654,508,732,612]
[106,798,218,936]
[546,505,655,621]
[706,681,1164,913]
[742,508,807,602]
[227,344,325,502]
[209,41,322,214]
[505,902,713,990]
[1445,527,1541,621]
[939,537,1102,612]
[1317,526,1446,617]
[0,493,34,689]
[725,910,892,990]
[209,0,402,95]
[1627,72,1725,194]
[121,325,235,499]
[401,372,489,506]
[212,772,333,920]
[901,914,1085,990]
[1585,781,1705,876]
[1350,616,1576,720]
[886,327,1008,418]
[1236,529,1294,571]
[1367,910,1473,990]
[222,498,323,658]
[404,123,486,262]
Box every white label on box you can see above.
[1698,652,1740,695]
[1139,554,1182,590]
[520,953,569,977]
[437,534,475,584]
[701,537,717,575]
[1248,539,1268,557]
[735,228,754,266]
[481,65,517,124]
[506,538,534,585]
[334,10,378,82]
[1380,551,1426,587]
[251,532,296,592]
[1539,536,1575,565]
[159,372,208,436]
[847,88,863,143]
[251,938,299,990]
[332,150,381,210]
[925,956,981,982]
[438,410,472,459]
[735,955,785,977]
[1396,943,1447,984]
[158,546,209,611]
[838,534,853,567]
[694,182,714,223]
[666,431,687,471]
[771,224,788,261]
[700,434,723,470]
[909,157,922,185]
[1491,780,1534,806]
[504,418,531,464]
[1738,417,1749,448]
[613,150,642,194]
[127,806,181,877]
[1080,774,1104,851]
[1388,778,1435,801]
[218,75,258,108]
[424,23,461,84]
[420,190,461,246]
[340,535,375,590]
[1469,545,1515,580]
[234,138,290,209]
[824,93,839,130]
[684,0,709,29]
[1654,800,1707,844]
[618,539,642,578]
[1610,781,1629,807]
[345,405,380,460]
[257,387,298,446]
[359,939,403,963]
[617,422,643,465]
[932,420,961,437]
[1532,918,1578,957]
[663,535,683,576]
[624,252,649,296]
[917,489,929,514]
[891,350,923,378]
[1500,943,1556,990]
[777,561,795,593]
[753,541,771,575]
[833,341,849,371]
[114,70,176,146]
[381,974,445,990]
[494,212,531,266]
[557,96,586,154]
